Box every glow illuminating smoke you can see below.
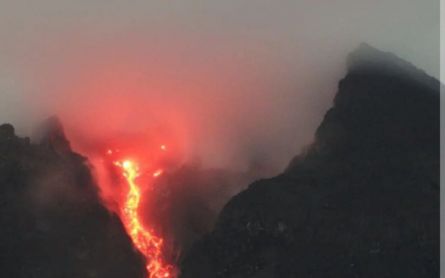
[0,0,438,177]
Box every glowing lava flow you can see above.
[115,159,175,278]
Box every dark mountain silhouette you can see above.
[0,119,265,278]
[179,44,440,278]
[0,121,146,278]
[0,44,439,278]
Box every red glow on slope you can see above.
[73,127,184,277]
[114,159,176,278]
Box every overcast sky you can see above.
[0,0,439,170]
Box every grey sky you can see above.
[0,0,440,170]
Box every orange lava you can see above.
[114,159,176,278]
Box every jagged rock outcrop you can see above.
[180,45,440,278]
[0,122,146,277]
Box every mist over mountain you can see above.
[0,0,439,179]
[0,121,147,277]
[0,118,264,277]
[0,44,440,278]
[180,44,440,278]
[0,1,440,278]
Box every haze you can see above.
[0,0,439,172]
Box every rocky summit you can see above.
[179,44,440,278]
[0,120,146,278]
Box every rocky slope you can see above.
[0,119,146,278]
[180,44,440,278]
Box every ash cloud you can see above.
[0,1,439,178]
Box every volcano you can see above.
[180,44,440,278]
[0,117,261,277]
[0,44,440,278]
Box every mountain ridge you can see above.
[179,44,440,278]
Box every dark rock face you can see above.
[0,122,146,277]
[151,165,263,260]
[180,45,440,278]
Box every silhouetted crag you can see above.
[180,44,440,278]
[0,119,146,278]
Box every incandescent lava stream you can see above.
[108,144,177,278]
